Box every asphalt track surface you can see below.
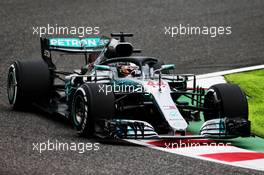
[0,0,264,174]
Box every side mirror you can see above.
[94,65,111,71]
[161,64,175,71]
[153,64,175,92]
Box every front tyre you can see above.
[203,83,248,121]
[71,83,115,137]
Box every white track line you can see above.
[187,76,226,88]
[188,64,264,88]
[196,64,264,79]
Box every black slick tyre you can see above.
[203,83,248,121]
[71,83,115,137]
[7,59,51,109]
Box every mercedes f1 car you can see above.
[7,33,251,139]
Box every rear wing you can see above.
[40,37,110,52]
[40,37,110,68]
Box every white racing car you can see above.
[7,32,250,139]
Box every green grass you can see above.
[225,69,264,137]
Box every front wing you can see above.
[94,118,251,140]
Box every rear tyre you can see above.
[71,83,115,137]
[203,83,248,121]
[7,59,51,109]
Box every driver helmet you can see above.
[117,63,138,77]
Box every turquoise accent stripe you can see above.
[49,38,109,48]
[114,79,139,86]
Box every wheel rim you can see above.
[73,95,86,125]
[7,66,17,104]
